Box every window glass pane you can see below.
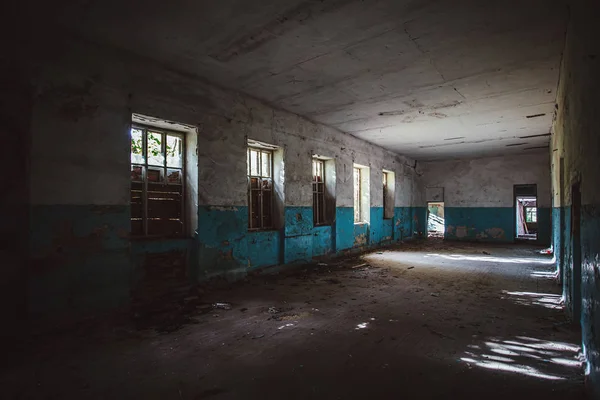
[261,151,271,177]
[250,149,259,176]
[312,160,317,179]
[262,178,272,190]
[166,135,183,167]
[318,193,325,223]
[167,168,182,184]
[148,132,164,166]
[147,168,162,183]
[313,192,318,222]
[262,188,272,227]
[131,165,143,182]
[131,128,145,164]
[250,190,260,228]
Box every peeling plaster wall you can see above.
[551,0,600,394]
[27,36,421,316]
[421,153,551,244]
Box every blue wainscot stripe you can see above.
[369,207,384,245]
[562,205,571,302]
[444,207,513,242]
[28,204,131,316]
[313,225,332,257]
[581,203,600,390]
[284,206,314,264]
[552,206,563,279]
[197,205,248,278]
[413,207,427,237]
[394,207,413,240]
[354,222,369,248]
[336,207,355,252]
[247,230,279,269]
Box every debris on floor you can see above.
[212,302,232,310]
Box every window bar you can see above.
[142,127,149,236]
[259,151,263,229]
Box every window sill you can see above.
[314,223,332,228]
[354,222,369,226]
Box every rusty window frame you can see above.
[247,147,273,230]
[130,125,186,238]
[312,159,326,226]
[354,167,362,223]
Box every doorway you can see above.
[571,182,582,325]
[514,184,537,241]
[427,202,445,238]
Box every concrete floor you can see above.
[3,241,585,399]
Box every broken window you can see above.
[130,125,185,237]
[313,159,326,225]
[525,207,537,223]
[354,167,362,223]
[248,147,273,230]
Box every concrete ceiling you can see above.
[52,0,567,160]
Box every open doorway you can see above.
[427,202,444,238]
[516,197,538,240]
[514,184,537,241]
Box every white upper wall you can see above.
[420,152,551,208]
[29,37,420,208]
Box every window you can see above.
[383,170,395,219]
[313,159,326,225]
[354,167,362,223]
[130,125,185,237]
[525,207,537,223]
[383,172,388,216]
[247,147,273,230]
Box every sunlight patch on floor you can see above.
[426,253,554,265]
[501,291,563,309]
[461,337,582,381]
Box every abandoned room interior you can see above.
[2,0,599,398]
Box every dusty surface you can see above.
[3,241,585,399]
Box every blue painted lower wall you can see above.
[29,205,132,317]
[28,204,421,317]
[443,206,552,245]
[581,203,600,386]
[445,207,513,242]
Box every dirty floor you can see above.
[3,241,585,399]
